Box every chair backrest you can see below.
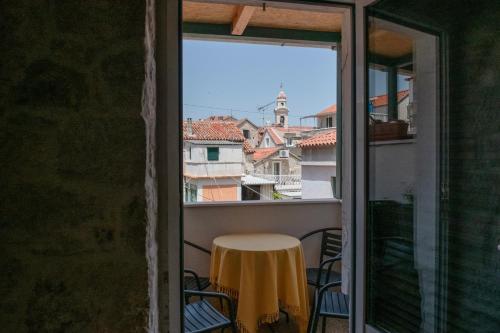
[320,230,342,263]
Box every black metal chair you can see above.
[307,273,349,333]
[299,227,342,288]
[184,290,237,333]
[184,240,212,291]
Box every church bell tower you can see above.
[274,84,289,128]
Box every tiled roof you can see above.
[273,126,314,133]
[183,120,245,141]
[243,140,255,154]
[370,90,409,107]
[316,104,337,117]
[236,118,258,129]
[267,127,284,145]
[204,115,237,122]
[298,129,337,148]
[253,147,279,161]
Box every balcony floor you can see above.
[260,314,348,333]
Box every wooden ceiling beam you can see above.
[231,5,256,35]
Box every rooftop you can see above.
[252,147,280,161]
[316,104,337,117]
[370,89,409,107]
[183,120,245,142]
[298,129,337,148]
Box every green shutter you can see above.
[207,147,219,161]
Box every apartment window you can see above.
[273,162,281,175]
[265,137,270,147]
[286,138,293,147]
[326,116,333,128]
[207,147,219,161]
[243,129,250,139]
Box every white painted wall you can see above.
[301,146,337,199]
[184,200,342,277]
[302,165,337,199]
[259,132,278,148]
[317,115,337,129]
[368,139,416,203]
[184,143,244,177]
[302,146,336,162]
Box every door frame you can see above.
[356,3,449,333]
[157,0,356,332]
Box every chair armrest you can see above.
[184,269,202,291]
[184,290,236,322]
[316,255,342,287]
[299,227,342,241]
[184,240,212,255]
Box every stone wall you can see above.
[0,1,148,331]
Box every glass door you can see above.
[365,13,443,333]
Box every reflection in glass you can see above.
[366,15,440,333]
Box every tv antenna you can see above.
[257,101,275,126]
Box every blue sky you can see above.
[182,39,409,125]
[182,40,337,126]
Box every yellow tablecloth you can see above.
[210,233,309,333]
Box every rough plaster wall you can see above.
[142,0,158,331]
[372,1,500,332]
[0,1,148,332]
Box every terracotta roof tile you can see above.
[273,126,314,132]
[253,147,279,161]
[298,129,337,148]
[267,127,284,145]
[243,140,255,154]
[370,90,409,107]
[183,120,245,141]
[316,104,337,117]
[204,115,237,122]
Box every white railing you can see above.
[251,173,301,186]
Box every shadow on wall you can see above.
[0,0,148,331]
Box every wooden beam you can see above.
[183,22,341,45]
[231,5,256,35]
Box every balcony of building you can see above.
[183,198,346,332]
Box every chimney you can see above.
[187,118,193,135]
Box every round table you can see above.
[210,233,309,333]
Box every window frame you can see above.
[206,147,220,161]
[273,161,281,175]
[326,116,333,128]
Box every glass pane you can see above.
[366,15,441,332]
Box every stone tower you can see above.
[274,85,289,128]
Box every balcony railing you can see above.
[251,173,301,186]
